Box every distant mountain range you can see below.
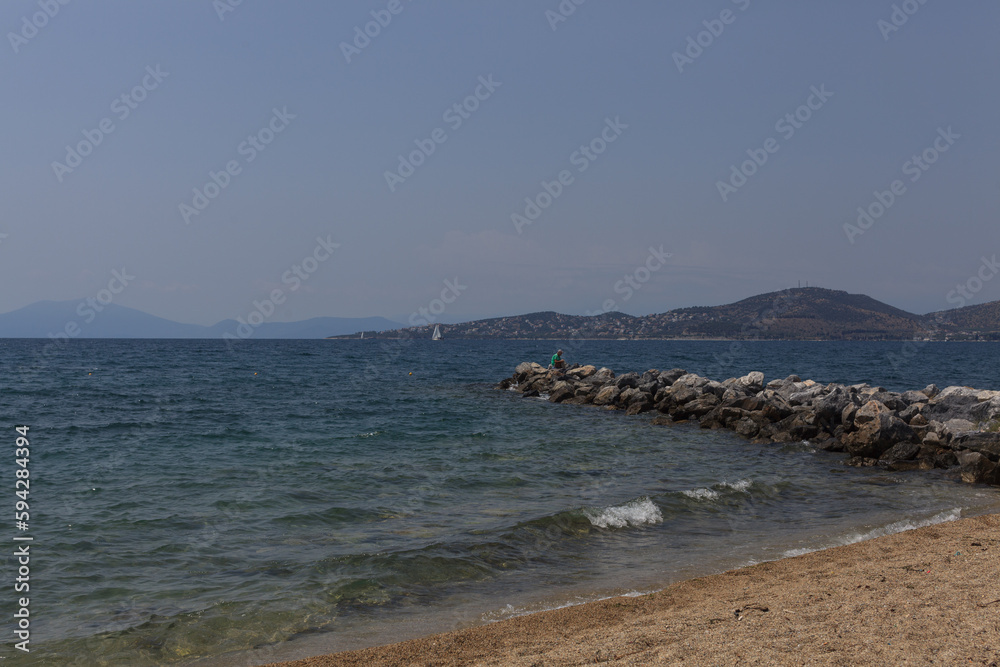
[330,288,1000,341]
[0,301,400,339]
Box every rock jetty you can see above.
[496,362,1000,486]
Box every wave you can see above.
[584,497,663,529]
[682,478,754,502]
[780,508,963,558]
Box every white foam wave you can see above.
[682,488,719,501]
[482,590,658,623]
[722,479,753,492]
[585,498,663,529]
[781,508,963,559]
[683,479,753,501]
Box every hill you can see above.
[332,288,999,341]
[0,301,400,339]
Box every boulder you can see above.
[814,389,852,423]
[591,367,615,384]
[770,412,820,442]
[739,371,766,393]
[788,385,826,407]
[921,384,940,399]
[725,395,766,412]
[956,451,1000,485]
[614,372,640,390]
[625,400,653,415]
[909,413,928,427]
[925,386,982,421]
[592,385,620,406]
[733,417,761,438]
[898,404,923,423]
[618,387,642,406]
[638,381,658,395]
[843,413,915,459]
[949,432,1000,462]
[758,393,793,422]
[675,394,719,419]
[659,368,688,386]
[703,381,727,399]
[943,418,976,439]
[700,406,748,430]
[853,400,890,427]
[814,438,845,452]
[841,403,859,430]
[869,391,907,411]
[515,361,545,379]
[901,390,930,405]
[675,373,710,389]
[565,365,597,380]
[880,441,921,463]
[664,384,701,407]
[548,381,576,403]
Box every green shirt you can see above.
[551,353,562,365]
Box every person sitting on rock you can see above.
[550,349,566,369]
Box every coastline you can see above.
[267,513,1000,666]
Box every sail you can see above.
[432,324,442,340]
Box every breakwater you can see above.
[498,362,1000,485]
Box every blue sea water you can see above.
[2,338,1000,665]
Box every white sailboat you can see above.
[431,324,443,341]
[360,332,364,340]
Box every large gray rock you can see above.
[565,364,597,380]
[853,400,891,427]
[880,441,921,463]
[725,395,766,412]
[515,361,545,379]
[592,385,620,406]
[659,368,688,386]
[675,394,720,419]
[663,384,701,407]
[548,381,576,403]
[869,391,907,411]
[956,451,1000,485]
[614,372,640,389]
[770,412,820,442]
[943,418,976,439]
[788,385,825,407]
[950,432,1000,462]
[591,367,615,384]
[844,413,915,459]
[675,373,710,389]
[901,390,930,405]
[703,380,726,399]
[733,371,765,394]
[814,388,852,424]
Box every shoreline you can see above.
[268,512,1000,666]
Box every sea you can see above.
[3,338,1000,665]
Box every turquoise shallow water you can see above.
[2,339,1000,665]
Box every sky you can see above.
[2,0,999,326]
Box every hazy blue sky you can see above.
[3,0,999,325]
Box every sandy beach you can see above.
[270,513,1000,666]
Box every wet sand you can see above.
[269,513,1000,666]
